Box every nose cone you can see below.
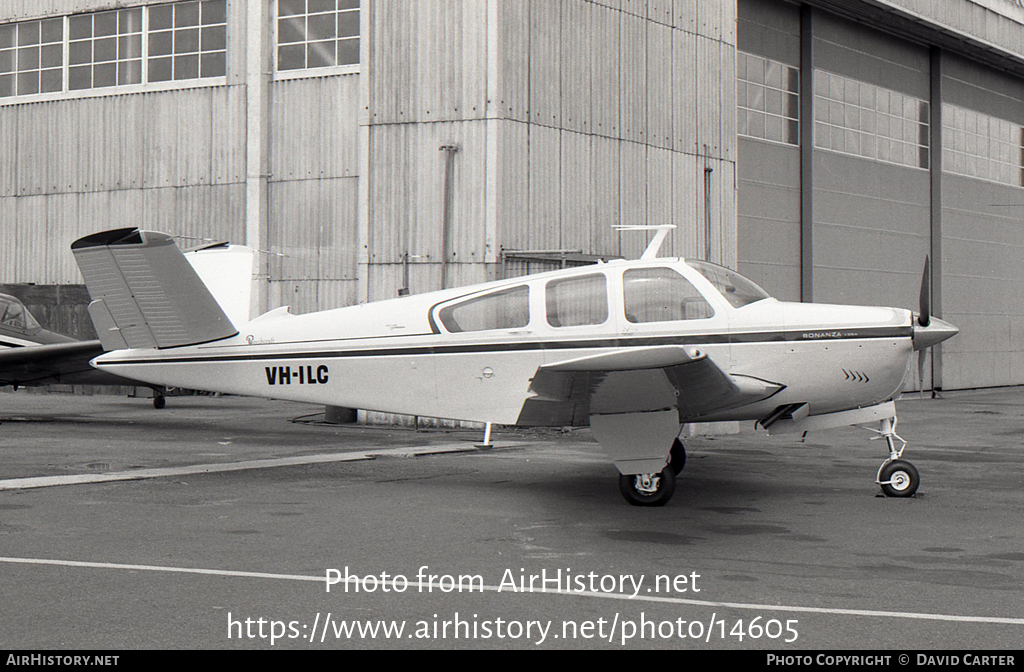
[912,316,959,351]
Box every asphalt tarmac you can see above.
[0,387,1022,651]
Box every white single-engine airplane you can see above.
[71,226,958,506]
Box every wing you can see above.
[515,345,783,427]
[0,341,138,387]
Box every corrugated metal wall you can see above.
[364,0,493,299]
[363,0,739,301]
[0,0,355,319]
[1,86,248,285]
[2,0,739,320]
[268,75,361,314]
[7,0,1024,396]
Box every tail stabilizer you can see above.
[72,228,238,350]
[184,243,258,328]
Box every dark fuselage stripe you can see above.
[100,326,914,366]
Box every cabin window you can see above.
[546,274,608,328]
[623,268,715,323]
[439,286,530,333]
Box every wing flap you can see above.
[516,347,784,426]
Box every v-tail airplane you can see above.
[70,226,958,506]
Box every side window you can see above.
[623,268,715,324]
[438,286,530,333]
[546,274,608,328]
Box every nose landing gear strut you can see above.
[872,417,919,497]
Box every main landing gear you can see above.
[619,439,686,507]
[874,417,919,497]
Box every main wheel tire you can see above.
[669,439,687,475]
[153,395,166,409]
[619,467,676,507]
[879,459,919,498]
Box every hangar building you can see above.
[1,0,1023,392]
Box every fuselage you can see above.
[90,258,921,426]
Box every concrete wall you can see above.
[0,283,94,340]
[810,12,931,312]
[736,0,801,301]
[939,54,1024,388]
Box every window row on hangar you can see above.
[0,0,359,99]
[5,0,1020,192]
[739,48,1024,189]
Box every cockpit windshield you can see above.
[686,261,772,308]
[0,294,41,332]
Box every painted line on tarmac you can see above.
[0,443,499,491]
[0,556,1022,627]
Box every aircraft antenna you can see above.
[176,236,286,258]
[614,225,676,260]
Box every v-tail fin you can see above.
[72,228,238,350]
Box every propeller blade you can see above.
[918,349,928,393]
[918,256,931,327]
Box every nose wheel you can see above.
[878,459,919,497]
[873,417,919,497]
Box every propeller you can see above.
[910,255,959,391]
[917,257,931,392]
